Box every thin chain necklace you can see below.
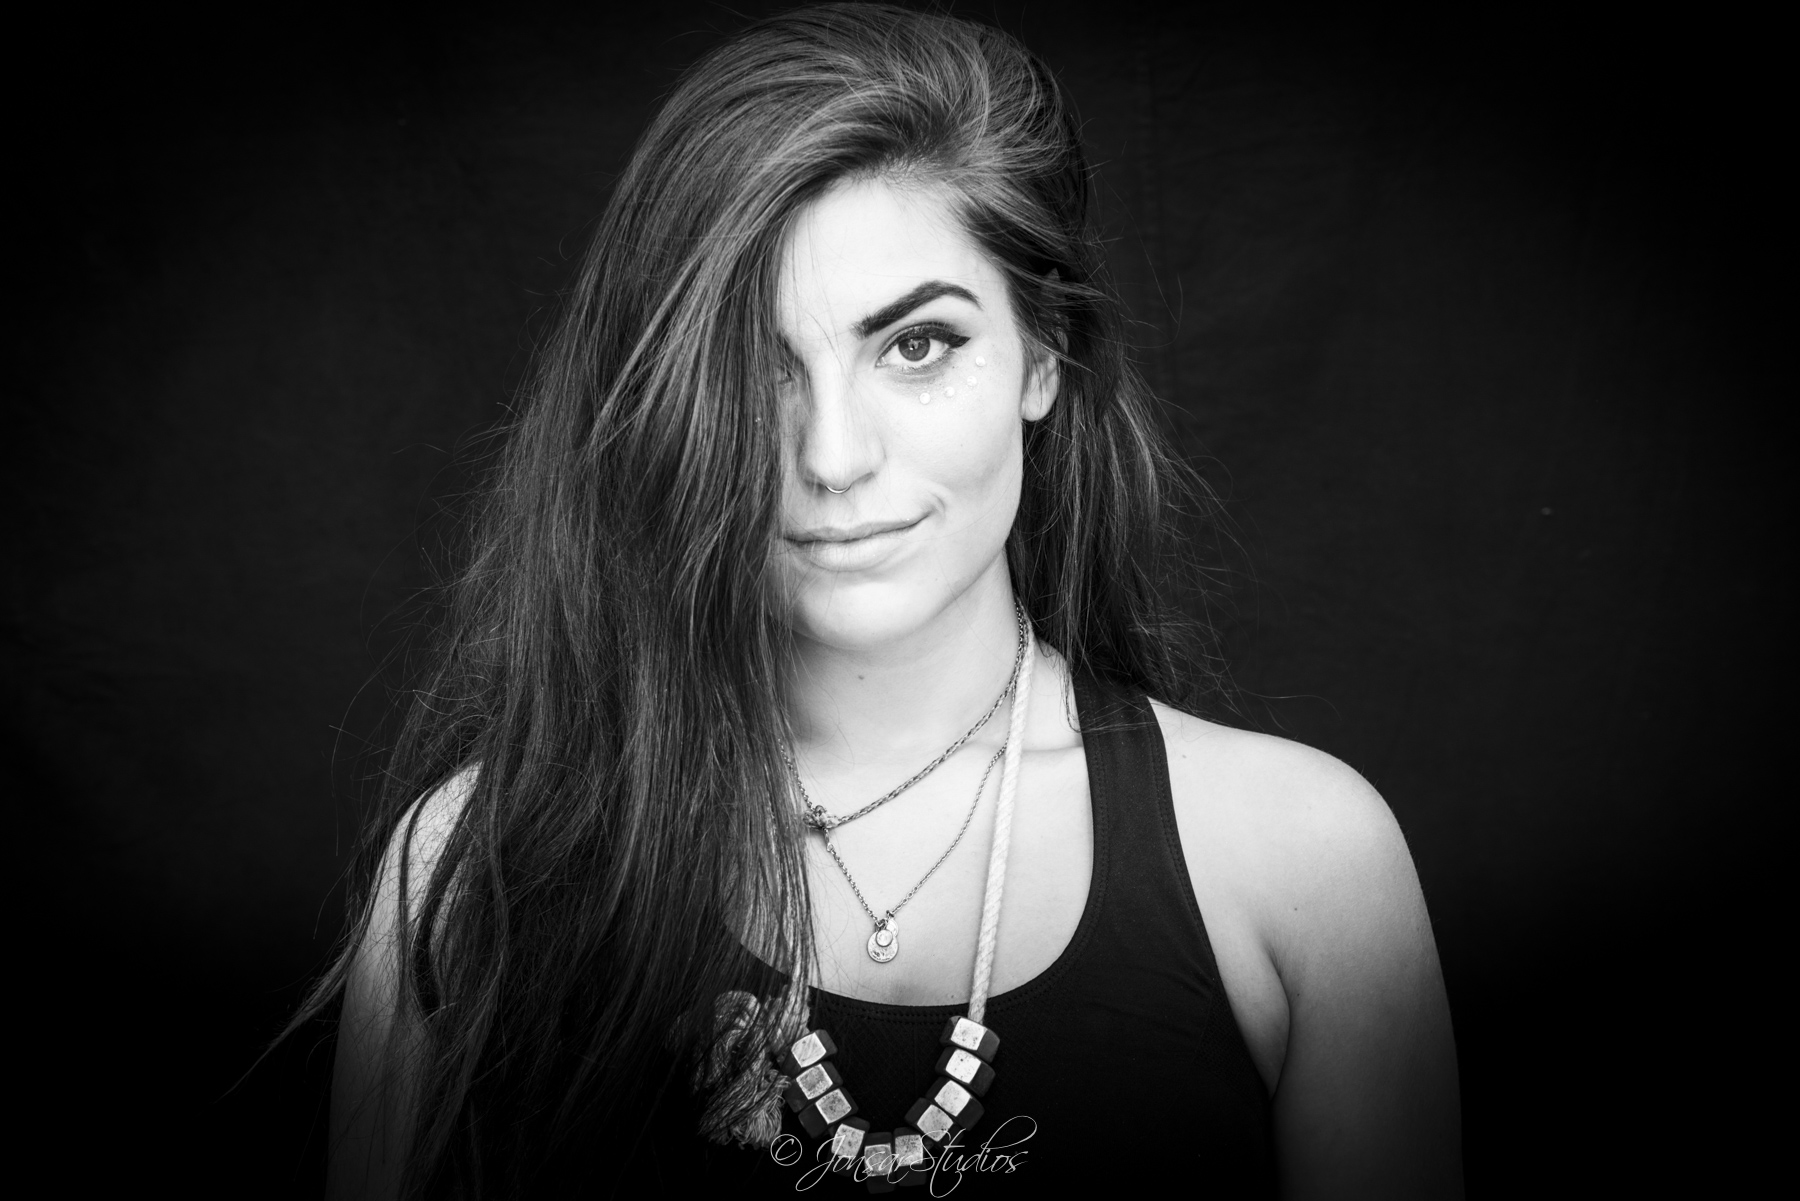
[788,602,1026,833]
[814,742,1006,964]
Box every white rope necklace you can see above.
[969,618,1033,1024]
[775,620,1036,1182]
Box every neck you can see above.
[786,563,1018,775]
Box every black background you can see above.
[7,2,1782,1195]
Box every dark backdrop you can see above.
[8,2,1781,1196]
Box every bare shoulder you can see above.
[1151,704,1463,1198]
[361,764,480,953]
[330,765,481,1200]
[383,765,478,896]
[1149,703,1413,920]
[417,763,479,836]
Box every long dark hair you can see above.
[300,4,1220,1195]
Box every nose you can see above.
[793,359,883,495]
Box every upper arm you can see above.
[1156,709,1462,1199]
[1259,754,1462,1199]
[326,768,475,1201]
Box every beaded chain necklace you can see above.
[780,621,1036,1191]
[815,743,1006,963]
[786,602,1028,965]
[788,603,1027,833]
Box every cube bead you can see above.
[903,1097,956,1144]
[797,1085,857,1139]
[892,1127,926,1168]
[780,1029,839,1076]
[799,1087,853,1145]
[798,1104,828,1140]
[784,1060,845,1111]
[933,1046,996,1097]
[830,1116,870,1164]
[929,1077,985,1128]
[817,1087,855,1123]
[862,1131,894,1177]
[939,1016,1000,1063]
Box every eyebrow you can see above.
[853,280,981,340]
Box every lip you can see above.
[783,514,925,570]
[785,516,922,544]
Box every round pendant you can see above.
[866,918,899,963]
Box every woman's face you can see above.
[771,178,1057,652]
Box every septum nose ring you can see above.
[825,484,849,495]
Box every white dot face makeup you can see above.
[770,178,1059,652]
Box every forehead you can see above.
[777,178,999,338]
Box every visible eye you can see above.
[876,323,967,373]
[774,349,804,391]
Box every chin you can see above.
[785,577,952,652]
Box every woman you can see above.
[315,5,1461,1196]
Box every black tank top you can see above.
[658,676,1276,1195]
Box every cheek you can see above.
[907,386,1024,509]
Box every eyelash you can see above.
[879,322,970,374]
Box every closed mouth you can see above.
[785,516,924,545]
